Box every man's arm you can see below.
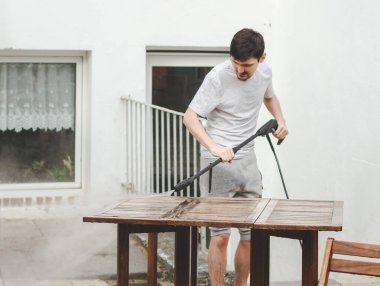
[263,95,288,139]
[183,107,234,162]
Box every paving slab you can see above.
[270,281,340,286]
[71,280,109,286]
[1,279,72,286]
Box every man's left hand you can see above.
[273,121,288,140]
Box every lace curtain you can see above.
[0,63,75,132]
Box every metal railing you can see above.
[122,96,201,197]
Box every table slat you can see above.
[254,199,343,231]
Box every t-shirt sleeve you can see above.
[264,79,275,99]
[189,75,219,118]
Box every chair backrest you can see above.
[318,237,380,286]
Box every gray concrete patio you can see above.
[0,217,164,286]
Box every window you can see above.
[0,55,83,190]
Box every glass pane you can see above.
[0,129,75,183]
[152,66,211,112]
[0,62,76,184]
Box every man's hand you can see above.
[209,145,234,163]
[263,96,288,141]
[273,120,288,140]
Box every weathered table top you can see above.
[83,196,343,231]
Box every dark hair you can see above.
[230,28,265,61]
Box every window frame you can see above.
[0,53,85,193]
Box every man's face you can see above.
[230,56,263,81]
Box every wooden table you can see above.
[83,196,343,286]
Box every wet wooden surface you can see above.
[83,195,343,231]
[84,195,343,286]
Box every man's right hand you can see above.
[209,145,235,163]
[183,108,235,163]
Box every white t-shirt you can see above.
[189,59,275,159]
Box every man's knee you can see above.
[211,233,230,249]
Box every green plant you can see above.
[51,154,74,181]
[23,160,54,182]
[22,154,74,182]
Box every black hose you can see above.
[265,134,289,199]
[266,134,302,248]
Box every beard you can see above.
[237,72,251,81]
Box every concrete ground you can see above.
[0,217,173,286]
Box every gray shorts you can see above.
[200,150,262,240]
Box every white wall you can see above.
[1,0,380,282]
[255,0,380,281]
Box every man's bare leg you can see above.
[234,240,250,286]
[208,233,230,286]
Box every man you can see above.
[183,28,288,286]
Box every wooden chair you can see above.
[318,237,380,285]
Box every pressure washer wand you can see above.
[173,119,280,193]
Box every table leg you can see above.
[175,227,190,286]
[250,230,270,286]
[147,233,158,286]
[117,224,130,286]
[190,226,198,286]
[302,231,318,286]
